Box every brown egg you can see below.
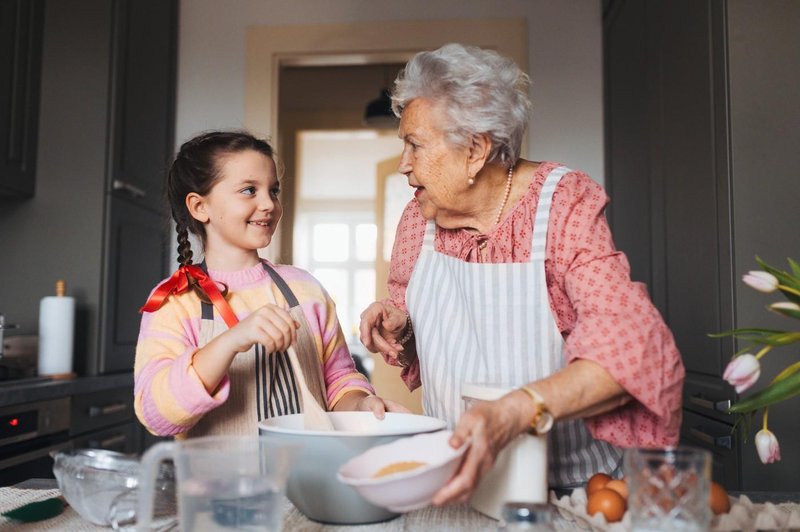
[586,472,613,495]
[605,479,629,501]
[587,488,626,523]
[709,481,730,515]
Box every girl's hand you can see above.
[431,391,531,506]
[358,301,409,359]
[334,390,412,419]
[226,304,298,354]
[355,394,412,420]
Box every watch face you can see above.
[535,411,554,435]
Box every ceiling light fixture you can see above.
[363,88,398,129]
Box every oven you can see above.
[0,382,142,487]
[0,397,72,486]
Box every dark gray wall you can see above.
[605,0,800,490]
[0,0,111,366]
[728,0,800,491]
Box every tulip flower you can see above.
[769,301,800,320]
[755,429,781,463]
[755,409,781,464]
[715,259,800,466]
[723,354,761,393]
[742,271,779,293]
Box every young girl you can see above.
[134,131,404,437]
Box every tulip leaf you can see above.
[778,289,800,306]
[755,256,800,304]
[788,258,800,279]
[765,331,800,345]
[729,370,800,414]
[708,328,784,339]
[768,303,800,321]
[772,361,800,384]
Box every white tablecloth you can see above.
[0,485,500,531]
[5,484,799,531]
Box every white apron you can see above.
[406,166,622,486]
[187,262,327,437]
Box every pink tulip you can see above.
[742,271,779,293]
[769,302,800,316]
[755,429,781,464]
[723,354,761,393]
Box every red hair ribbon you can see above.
[140,264,239,328]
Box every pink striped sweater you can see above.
[134,260,374,436]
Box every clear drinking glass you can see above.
[623,446,712,532]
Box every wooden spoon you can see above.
[287,346,335,431]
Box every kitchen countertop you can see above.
[0,373,133,407]
[3,481,799,531]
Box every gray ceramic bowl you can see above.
[259,411,446,524]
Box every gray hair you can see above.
[391,43,531,166]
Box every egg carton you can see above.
[549,489,800,532]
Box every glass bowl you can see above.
[51,448,174,527]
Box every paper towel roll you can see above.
[38,295,76,376]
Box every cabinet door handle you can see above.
[689,394,731,412]
[88,402,128,417]
[113,179,146,198]
[690,427,733,450]
[88,433,127,451]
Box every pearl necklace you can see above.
[479,164,514,251]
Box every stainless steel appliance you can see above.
[0,387,141,486]
[0,397,71,486]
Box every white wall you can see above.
[178,0,605,185]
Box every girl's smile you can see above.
[189,149,282,270]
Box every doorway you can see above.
[278,64,422,412]
[254,18,527,413]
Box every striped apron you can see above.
[187,262,328,437]
[405,166,622,487]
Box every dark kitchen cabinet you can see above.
[70,387,141,455]
[100,197,168,374]
[7,0,177,378]
[604,0,800,491]
[108,0,177,212]
[0,0,44,197]
[94,0,177,373]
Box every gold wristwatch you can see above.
[519,385,554,435]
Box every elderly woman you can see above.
[359,43,685,505]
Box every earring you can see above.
[467,176,475,186]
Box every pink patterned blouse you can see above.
[386,162,684,448]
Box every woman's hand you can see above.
[432,390,533,506]
[358,301,409,359]
[225,303,298,354]
[334,391,412,419]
